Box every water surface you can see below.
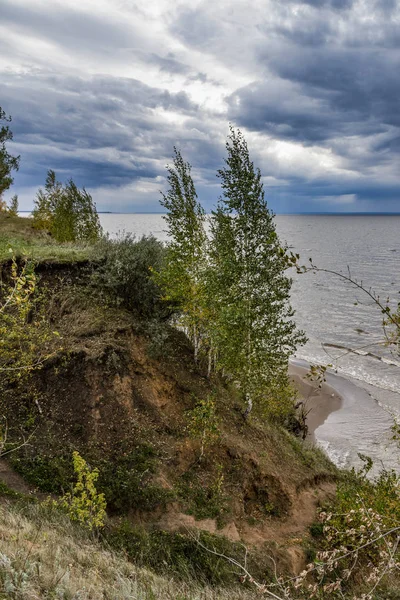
[100,213,400,472]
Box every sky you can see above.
[1,0,400,213]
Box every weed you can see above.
[177,466,228,521]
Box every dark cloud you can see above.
[2,0,400,212]
[2,66,225,209]
[145,53,191,75]
[2,69,203,193]
[291,0,354,10]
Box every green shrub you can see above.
[96,443,173,513]
[52,451,106,531]
[93,234,173,319]
[7,194,18,217]
[10,452,74,494]
[106,521,262,586]
[177,466,227,521]
[0,258,60,391]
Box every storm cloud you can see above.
[1,0,399,212]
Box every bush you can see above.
[106,521,263,586]
[10,452,74,494]
[96,443,173,514]
[300,461,400,598]
[93,234,173,320]
[0,258,60,392]
[54,451,106,531]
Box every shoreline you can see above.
[289,359,399,473]
[289,361,343,441]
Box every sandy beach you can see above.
[289,361,343,441]
[289,359,398,473]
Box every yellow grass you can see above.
[0,501,259,600]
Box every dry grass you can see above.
[0,501,259,600]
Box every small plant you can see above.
[55,451,106,531]
[178,465,227,521]
[186,394,221,460]
[0,257,61,393]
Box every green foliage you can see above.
[31,170,62,231]
[54,451,106,531]
[144,319,172,359]
[300,462,400,598]
[10,452,73,494]
[0,107,20,197]
[159,148,207,361]
[106,521,258,586]
[93,234,171,319]
[32,170,102,243]
[177,466,227,521]
[96,443,173,514]
[208,127,306,416]
[0,258,60,391]
[186,394,221,459]
[7,195,19,217]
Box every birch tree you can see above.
[210,127,306,416]
[159,148,207,361]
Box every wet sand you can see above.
[289,359,398,473]
[289,362,343,441]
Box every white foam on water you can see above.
[316,440,350,469]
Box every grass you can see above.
[0,501,261,600]
[0,214,93,263]
[0,480,25,500]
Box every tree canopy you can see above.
[160,129,306,417]
[0,107,20,198]
[32,170,102,242]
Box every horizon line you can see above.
[18,211,400,216]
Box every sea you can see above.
[99,213,400,474]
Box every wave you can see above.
[296,348,400,396]
[322,343,400,367]
[382,357,400,368]
[316,440,350,469]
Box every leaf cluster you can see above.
[186,394,221,459]
[0,257,60,388]
[52,451,107,531]
[32,170,102,243]
[93,234,173,320]
[0,107,20,197]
